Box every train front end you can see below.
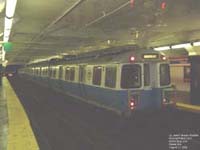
[122,52,174,115]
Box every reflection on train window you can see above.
[59,66,63,79]
[160,64,170,86]
[79,66,86,82]
[183,66,190,82]
[45,68,48,76]
[93,66,102,86]
[49,68,52,77]
[65,67,70,81]
[121,64,141,89]
[144,64,150,86]
[52,69,56,78]
[70,67,75,81]
[105,67,117,88]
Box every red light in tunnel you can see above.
[161,2,167,10]
[130,0,135,8]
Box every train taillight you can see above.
[161,55,167,61]
[129,97,136,110]
[163,98,167,103]
[129,55,135,62]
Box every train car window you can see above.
[65,68,70,81]
[121,64,141,89]
[160,64,170,86]
[105,67,117,88]
[52,69,55,78]
[93,66,102,86]
[39,68,41,76]
[79,66,86,82]
[70,67,75,81]
[144,64,150,86]
[43,68,46,76]
[53,69,56,78]
[59,66,63,79]
[183,66,190,82]
[44,69,46,76]
[49,68,52,77]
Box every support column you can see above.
[189,56,200,105]
[0,65,3,86]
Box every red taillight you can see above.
[129,98,136,110]
[8,73,13,77]
[129,55,135,62]
[162,56,167,60]
[130,101,135,106]
[163,98,167,103]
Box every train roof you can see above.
[27,45,166,67]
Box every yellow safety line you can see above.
[176,102,200,112]
[3,78,39,150]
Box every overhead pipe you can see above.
[85,1,130,27]
[37,0,85,38]
[14,0,85,61]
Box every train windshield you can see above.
[121,64,141,89]
[160,64,170,86]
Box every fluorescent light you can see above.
[3,36,9,42]
[4,29,11,37]
[0,32,3,37]
[2,49,6,61]
[171,43,191,49]
[0,1,5,13]
[189,51,197,56]
[154,46,171,51]
[4,17,13,30]
[6,0,18,18]
[193,41,200,46]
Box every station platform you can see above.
[0,77,39,150]
[176,102,200,113]
[4,75,200,150]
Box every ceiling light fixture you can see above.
[193,41,200,47]
[4,29,11,37]
[4,17,13,29]
[6,0,17,18]
[154,46,171,51]
[171,43,191,49]
[0,0,5,13]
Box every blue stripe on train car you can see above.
[58,80,129,112]
[125,88,162,110]
[49,78,62,90]
[150,88,162,108]
[131,89,162,110]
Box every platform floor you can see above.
[0,77,39,150]
[6,75,200,150]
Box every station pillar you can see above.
[0,64,2,86]
[189,56,200,105]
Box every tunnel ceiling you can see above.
[3,0,200,64]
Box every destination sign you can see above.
[142,54,159,59]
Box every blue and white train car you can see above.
[19,46,173,116]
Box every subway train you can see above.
[19,46,173,116]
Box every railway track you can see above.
[8,75,200,150]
